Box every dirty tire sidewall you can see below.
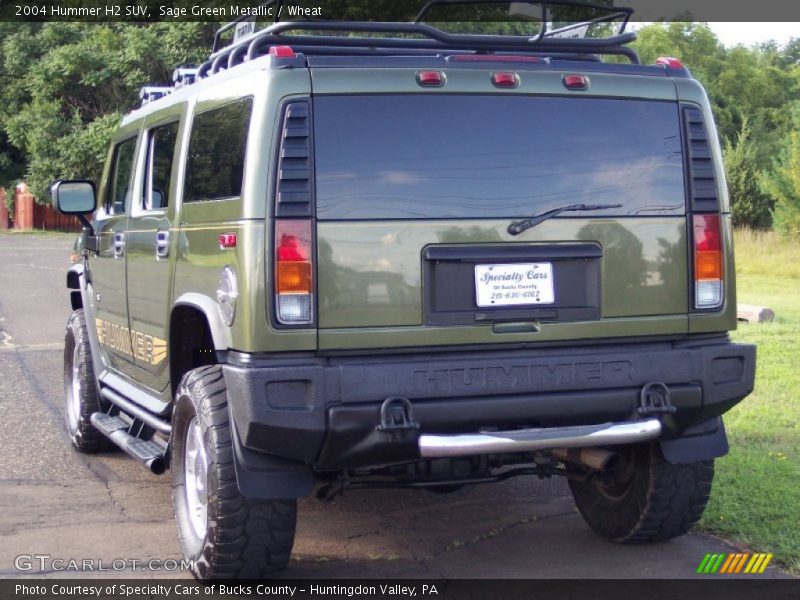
[63,309,107,453]
[171,365,297,580]
[568,442,714,543]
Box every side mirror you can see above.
[50,180,96,215]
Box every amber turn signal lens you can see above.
[277,261,312,293]
[695,250,721,280]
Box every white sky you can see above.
[706,23,798,48]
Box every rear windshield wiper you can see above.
[507,203,623,236]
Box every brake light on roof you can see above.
[562,74,588,90]
[656,56,684,69]
[269,45,296,58]
[491,72,519,88]
[693,214,723,309]
[417,71,445,87]
[451,55,544,63]
[275,219,313,324]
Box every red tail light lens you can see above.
[275,219,313,324]
[562,74,588,90]
[491,72,519,88]
[269,45,296,58]
[218,233,237,249]
[656,56,684,69]
[693,214,723,308]
[417,71,445,87]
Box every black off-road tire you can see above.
[568,442,714,543]
[63,309,108,453]
[171,365,297,580]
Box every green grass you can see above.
[699,229,800,572]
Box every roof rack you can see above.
[199,0,638,79]
[139,86,172,105]
[127,0,643,105]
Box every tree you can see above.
[723,120,773,229]
[0,23,215,198]
[761,130,800,238]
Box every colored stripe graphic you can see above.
[698,552,774,575]
[719,553,736,574]
[697,554,713,574]
[758,554,773,573]
[710,553,725,573]
[744,554,760,574]
[734,553,750,573]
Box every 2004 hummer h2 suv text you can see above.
[53,2,755,580]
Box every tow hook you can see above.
[637,382,676,417]
[376,396,420,442]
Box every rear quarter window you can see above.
[184,98,253,203]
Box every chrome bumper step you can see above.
[418,418,662,458]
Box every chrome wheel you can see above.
[66,342,82,432]
[184,416,209,540]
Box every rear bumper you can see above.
[418,418,663,458]
[223,335,755,471]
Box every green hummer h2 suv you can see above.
[53,3,755,580]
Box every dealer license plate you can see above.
[474,263,554,307]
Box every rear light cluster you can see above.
[275,219,313,324]
[693,214,723,309]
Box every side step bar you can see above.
[418,418,662,458]
[90,412,167,474]
[99,387,171,435]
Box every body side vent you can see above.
[682,105,719,212]
[275,100,313,217]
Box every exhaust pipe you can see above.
[551,447,620,471]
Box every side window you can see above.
[143,121,180,210]
[184,98,253,203]
[106,137,137,214]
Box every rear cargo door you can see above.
[310,68,688,350]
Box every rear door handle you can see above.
[113,232,125,258]
[155,230,170,259]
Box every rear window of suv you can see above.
[314,95,685,220]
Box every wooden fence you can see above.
[1,184,82,232]
[32,202,83,232]
[0,188,8,230]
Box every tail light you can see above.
[275,219,313,324]
[693,214,723,309]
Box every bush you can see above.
[724,121,773,230]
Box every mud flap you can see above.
[660,417,729,464]
[230,415,314,499]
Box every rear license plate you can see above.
[474,263,554,307]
